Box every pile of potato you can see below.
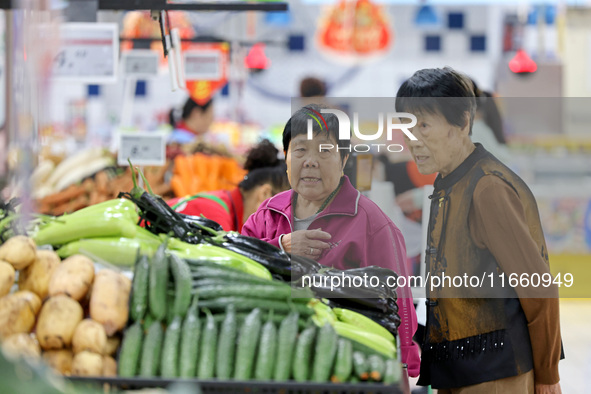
[0,235,131,377]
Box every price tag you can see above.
[183,50,222,81]
[117,132,166,166]
[52,23,118,84]
[121,50,159,77]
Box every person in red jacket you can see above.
[168,139,290,232]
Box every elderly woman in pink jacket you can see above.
[242,104,421,377]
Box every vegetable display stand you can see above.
[67,377,405,394]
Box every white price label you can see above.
[122,50,159,77]
[52,23,118,83]
[183,50,222,81]
[117,132,166,166]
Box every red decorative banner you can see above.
[185,42,230,105]
[317,0,393,62]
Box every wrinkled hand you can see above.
[535,383,562,394]
[281,229,331,260]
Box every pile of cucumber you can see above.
[117,242,401,384]
[119,301,400,383]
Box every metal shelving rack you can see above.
[98,0,287,12]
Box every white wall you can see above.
[44,4,530,139]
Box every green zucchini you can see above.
[197,309,218,379]
[169,253,192,318]
[198,297,313,316]
[273,312,299,381]
[254,314,278,381]
[179,296,200,378]
[292,326,316,382]
[311,323,338,382]
[234,308,263,380]
[118,322,143,377]
[352,351,369,380]
[331,339,353,383]
[139,321,164,377]
[216,305,238,379]
[382,358,401,385]
[149,239,169,321]
[349,376,360,383]
[130,255,150,322]
[160,316,182,378]
[367,354,386,381]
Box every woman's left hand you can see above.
[280,229,331,259]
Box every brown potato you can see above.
[104,335,121,356]
[11,290,42,315]
[0,291,41,340]
[48,255,94,301]
[89,270,131,336]
[0,261,15,297]
[0,236,36,270]
[18,250,61,299]
[102,356,117,377]
[71,351,103,376]
[43,349,73,375]
[36,295,83,350]
[72,319,106,355]
[1,333,41,360]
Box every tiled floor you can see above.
[408,299,591,393]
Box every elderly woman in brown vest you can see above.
[396,67,562,394]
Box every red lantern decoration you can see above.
[509,49,537,74]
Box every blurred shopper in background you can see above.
[168,96,215,145]
[168,139,289,232]
[471,80,510,163]
[299,76,328,97]
[397,67,562,394]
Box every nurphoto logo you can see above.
[306,108,418,153]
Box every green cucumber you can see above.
[311,323,338,382]
[160,316,182,378]
[197,309,218,379]
[367,354,386,381]
[292,326,316,382]
[179,297,200,378]
[212,312,310,330]
[331,339,353,383]
[216,305,238,379]
[273,312,299,381]
[383,358,401,385]
[198,297,313,316]
[118,322,143,377]
[194,284,292,300]
[254,314,278,381]
[234,308,263,380]
[169,254,192,318]
[149,239,169,321]
[352,351,369,380]
[139,321,164,377]
[143,313,155,331]
[130,255,150,322]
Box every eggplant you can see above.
[224,232,289,260]
[180,214,223,233]
[219,242,292,277]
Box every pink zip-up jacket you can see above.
[242,176,420,377]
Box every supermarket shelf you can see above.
[98,0,288,11]
[67,376,404,393]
